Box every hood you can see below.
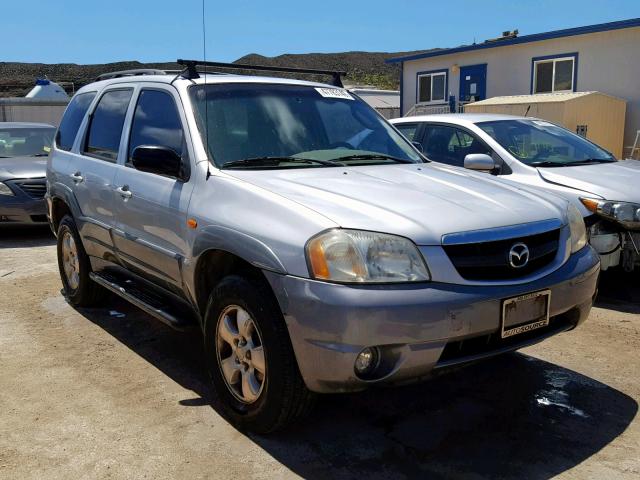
[0,156,48,181]
[225,163,567,245]
[538,160,640,201]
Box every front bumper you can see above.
[0,195,47,224]
[265,245,600,393]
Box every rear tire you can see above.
[204,274,315,433]
[56,215,103,307]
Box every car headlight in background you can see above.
[568,204,588,253]
[306,229,430,283]
[580,198,640,230]
[0,182,14,196]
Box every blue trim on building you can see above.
[529,52,579,94]
[415,68,449,105]
[386,17,640,64]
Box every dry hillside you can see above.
[0,49,436,97]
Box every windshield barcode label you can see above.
[315,88,353,100]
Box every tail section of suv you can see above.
[46,63,600,433]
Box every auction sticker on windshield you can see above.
[315,87,354,100]
[532,120,555,128]
[501,290,551,338]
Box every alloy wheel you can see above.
[216,305,266,404]
[61,231,80,290]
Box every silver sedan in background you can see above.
[391,114,640,272]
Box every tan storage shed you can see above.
[464,91,627,158]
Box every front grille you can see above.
[14,179,46,199]
[443,229,560,280]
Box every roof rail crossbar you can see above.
[176,59,347,87]
[96,69,168,82]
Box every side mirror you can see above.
[131,145,184,179]
[464,153,496,172]
[412,141,424,153]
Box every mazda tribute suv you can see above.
[46,62,600,433]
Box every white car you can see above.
[391,114,640,271]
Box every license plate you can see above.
[501,290,551,339]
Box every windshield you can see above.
[0,127,55,158]
[476,119,615,167]
[189,84,422,168]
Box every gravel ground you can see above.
[1,225,638,480]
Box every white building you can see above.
[386,18,640,154]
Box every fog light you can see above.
[354,347,379,376]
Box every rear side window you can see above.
[84,89,133,161]
[56,92,96,151]
[128,90,185,163]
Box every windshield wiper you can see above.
[529,161,565,167]
[532,158,615,167]
[335,154,416,164]
[221,156,343,169]
[567,158,616,165]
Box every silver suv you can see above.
[46,60,600,433]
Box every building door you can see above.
[459,64,487,103]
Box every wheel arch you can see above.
[48,183,83,233]
[193,248,277,321]
[50,196,73,233]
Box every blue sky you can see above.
[7,0,639,64]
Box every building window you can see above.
[532,54,577,93]
[417,70,447,104]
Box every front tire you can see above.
[204,274,315,433]
[56,215,103,307]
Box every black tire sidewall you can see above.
[56,215,94,306]
[204,274,295,433]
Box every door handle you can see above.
[116,185,133,199]
[70,172,83,183]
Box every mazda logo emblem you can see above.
[508,243,530,268]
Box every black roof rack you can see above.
[96,69,169,81]
[176,59,347,87]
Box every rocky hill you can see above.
[0,49,435,97]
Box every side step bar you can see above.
[89,272,195,331]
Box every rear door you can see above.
[111,85,195,291]
[62,87,133,259]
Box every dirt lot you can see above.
[1,225,638,480]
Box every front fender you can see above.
[190,224,288,273]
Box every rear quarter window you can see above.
[55,92,97,151]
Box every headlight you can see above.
[568,204,587,253]
[306,229,430,283]
[0,182,14,196]
[580,198,640,229]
